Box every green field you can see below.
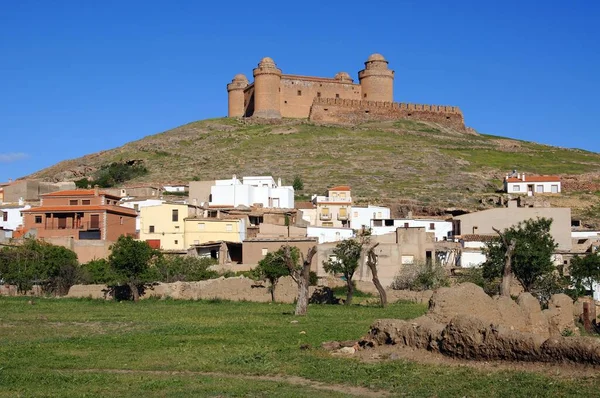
[0,297,597,397]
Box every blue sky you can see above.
[1,0,599,182]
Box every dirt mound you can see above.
[359,283,595,365]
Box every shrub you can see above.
[391,261,450,291]
[154,255,218,283]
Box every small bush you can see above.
[391,261,450,291]
[309,271,318,286]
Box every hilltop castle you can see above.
[227,54,465,129]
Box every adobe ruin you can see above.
[227,54,465,129]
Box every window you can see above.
[297,90,302,96]
[172,209,179,222]
[335,94,340,98]
[149,225,155,233]
[2,212,7,222]
[364,93,367,98]
[106,200,111,205]
[513,185,520,192]
[340,193,346,199]
[385,219,394,226]
[35,215,42,224]
[353,211,358,217]
[226,224,233,232]
[323,222,334,227]
[262,248,268,256]
[551,185,559,193]
[317,92,321,97]
[174,240,178,245]
[536,185,544,193]
[404,222,409,228]
[69,199,78,205]
[82,200,91,205]
[429,223,435,230]
[377,212,382,218]
[339,208,347,217]
[198,223,205,230]
[90,214,100,229]
[373,220,382,227]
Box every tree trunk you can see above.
[345,278,354,306]
[499,239,516,297]
[129,282,139,302]
[367,244,387,307]
[270,281,277,303]
[287,245,317,316]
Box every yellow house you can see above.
[139,203,201,251]
[315,185,352,228]
[184,216,247,247]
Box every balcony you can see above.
[43,221,101,231]
[337,214,349,221]
[319,213,332,221]
[316,196,352,204]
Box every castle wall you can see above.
[279,75,361,118]
[309,98,465,130]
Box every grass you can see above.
[1,297,599,397]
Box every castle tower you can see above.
[252,57,282,118]
[227,74,249,117]
[358,53,394,102]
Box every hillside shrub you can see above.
[391,261,450,291]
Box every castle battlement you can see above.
[227,54,465,129]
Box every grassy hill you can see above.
[26,118,600,225]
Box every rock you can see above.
[517,292,550,342]
[540,336,600,364]
[543,294,579,337]
[339,340,358,348]
[428,283,502,325]
[309,287,339,304]
[299,331,306,335]
[299,344,311,350]
[337,346,356,355]
[361,316,444,351]
[290,320,299,324]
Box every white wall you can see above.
[572,231,600,238]
[163,186,187,192]
[461,251,487,268]
[210,176,294,208]
[372,219,452,241]
[121,199,165,231]
[307,226,354,243]
[506,181,561,194]
[351,206,390,230]
[0,205,30,231]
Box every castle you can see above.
[227,54,465,129]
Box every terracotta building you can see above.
[21,187,137,242]
[227,54,465,129]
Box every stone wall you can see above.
[309,98,465,130]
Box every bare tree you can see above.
[283,245,317,316]
[366,243,387,307]
[493,227,517,297]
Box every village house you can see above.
[188,180,215,206]
[139,202,202,251]
[120,198,166,232]
[103,185,162,198]
[503,171,561,194]
[163,184,189,193]
[313,185,352,228]
[315,227,435,287]
[371,218,453,242]
[1,180,75,203]
[0,202,31,233]
[210,175,294,209]
[19,187,137,262]
[242,236,318,267]
[21,187,137,242]
[183,215,248,247]
[351,205,391,230]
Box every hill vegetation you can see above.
[25,118,600,225]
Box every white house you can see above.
[371,218,453,242]
[163,185,188,193]
[210,176,294,209]
[307,226,354,243]
[504,172,561,194]
[351,205,390,230]
[120,198,166,231]
[460,239,488,268]
[0,203,31,232]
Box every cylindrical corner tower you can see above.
[227,74,249,117]
[252,57,282,118]
[358,53,394,102]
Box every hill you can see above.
[26,118,600,226]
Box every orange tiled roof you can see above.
[506,176,560,183]
[42,189,122,199]
[295,201,316,209]
[328,185,351,191]
[22,205,137,216]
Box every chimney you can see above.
[94,184,99,196]
[18,197,24,206]
[277,177,282,187]
[521,173,526,182]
